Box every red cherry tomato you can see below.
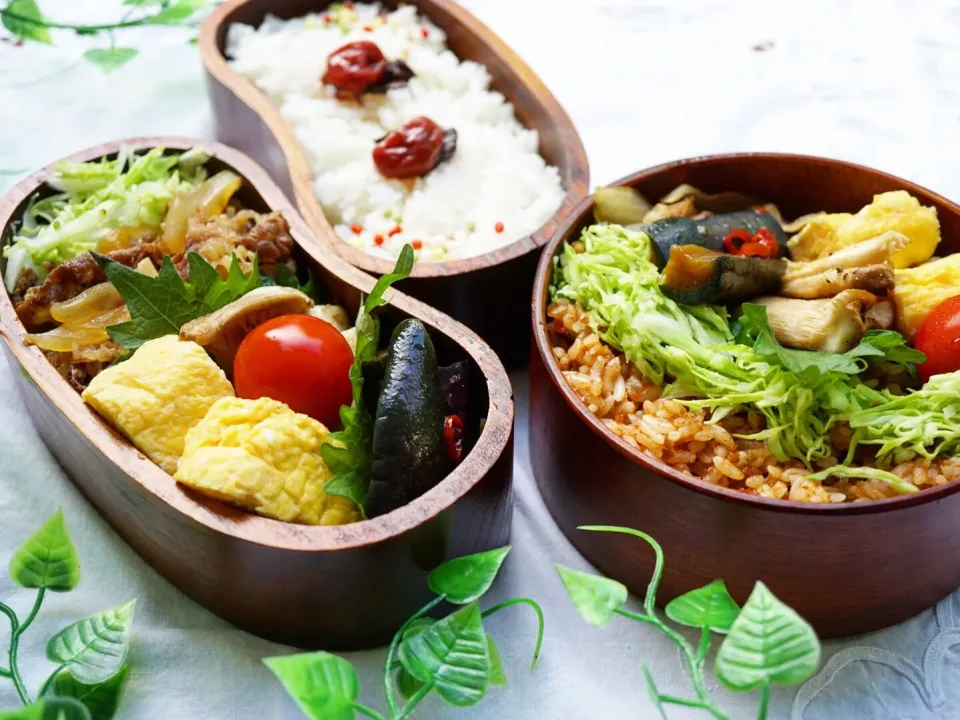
[233,314,354,429]
[372,116,445,179]
[322,41,387,93]
[915,295,960,382]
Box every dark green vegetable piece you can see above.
[659,245,785,305]
[646,210,789,268]
[367,318,447,517]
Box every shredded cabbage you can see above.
[551,223,903,466]
[849,370,960,465]
[3,146,208,292]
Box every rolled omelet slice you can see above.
[788,191,939,268]
[175,396,360,526]
[82,336,235,474]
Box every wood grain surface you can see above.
[0,137,515,650]
[530,153,960,638]
[199,0,590,366]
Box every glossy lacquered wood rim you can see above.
[0,136,514,550]
[198,0,589,279]
[533,151,960,515]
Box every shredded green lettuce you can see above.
[551,223,921,468]
[848,371,960,465]
[806,465,918,495]
[3,146,207,292]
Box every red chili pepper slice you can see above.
[738,241,770,258]
[753,204,768,213]
[723,229,752,254]
[749,228,780,258]
[443,415,464,461]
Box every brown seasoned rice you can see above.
[547,298,960,503]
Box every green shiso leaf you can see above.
[95,252,261,352]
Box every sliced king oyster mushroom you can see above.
[179,286,313,374]
[754,289,877,354]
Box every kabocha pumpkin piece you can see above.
[659,245,785,305]
[646,210,789,268]
[367,318,447,518]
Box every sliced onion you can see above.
[96,225,155,254]
[28,305,131,352]
[50,282,123,324]
[162,170,242,253]
[134,257,158,278]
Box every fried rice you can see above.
[547,298,960,503]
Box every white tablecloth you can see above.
[2,1,960,718]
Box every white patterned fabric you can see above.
[2,1,960,718]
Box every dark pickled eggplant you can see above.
[660,245,786,305]
[439,359,470,416]
[367,319,447,517]
[646,210,789,268]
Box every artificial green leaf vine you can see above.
[558,525,821,720]
[1,511,136,719]
[0,0,210,72]
[265,546,545,720]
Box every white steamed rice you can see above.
[226,3,566,263]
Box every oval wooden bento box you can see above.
[0,138,515,650]
[199,0,589,367]
[530,153,960,638]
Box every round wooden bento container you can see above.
[199,0,590,367]
[530,153,960,638]
[0,137,515,650]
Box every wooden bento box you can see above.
[0,137,515,650]
[200,0,590,367]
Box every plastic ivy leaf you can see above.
[555,565,627,628]
[145,0,206,25]
[54,665,130,720]
[9,509,81,591]
[82,48,138,73]
[665,580,741,633]
[428,546,511,604]
[486,634,506,687]
[397,602,490,707]
[46,599,137,684]
[396,667,423,701]
[1,0,53,44]
[640,663,667,720]
[0,697,92,720]
[264,652,359,720]
[395,619,433,699]
[715,582,821,692]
